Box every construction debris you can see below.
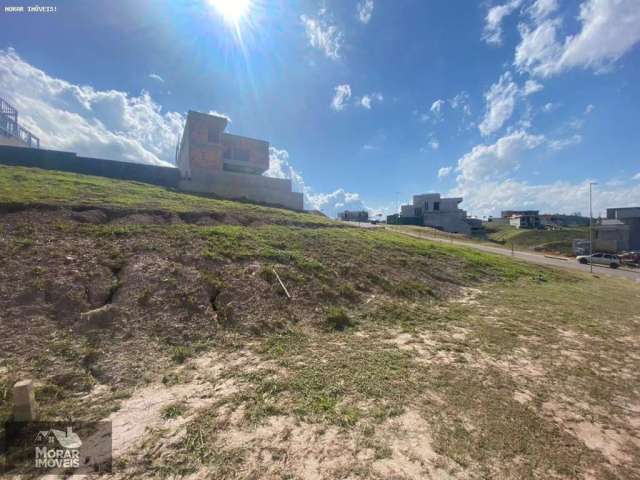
[272,268,291,299]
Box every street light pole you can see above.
[589,182,597,273]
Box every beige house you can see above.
[176,111,303,210]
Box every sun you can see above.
[210,0,252,24]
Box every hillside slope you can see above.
[485,223,588,256]
[1,166,639,479]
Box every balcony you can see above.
[0,97,40,149]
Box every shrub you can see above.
[325,307,353,331]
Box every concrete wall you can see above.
[605,208,640,250]
[400,204,417,217]
[0,145,180,188]
[0,135,28,148]
[626,218,640,250]
[607,207,640,220]
[412,193,462,213]
[423,211,472,235]
[594,223,630,252]
[179,171,303,211]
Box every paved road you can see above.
[385,226,640,282]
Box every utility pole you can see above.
[589,182,597,273]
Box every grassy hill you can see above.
[1,165,639,478]
[485,222,588,256]
[0,165,332,227]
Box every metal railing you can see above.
[0,97,40,148]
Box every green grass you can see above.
[161,402,188,420]
[485,223,588,255]
[6,165,637,478]
[0,165,333,227]
[398,223,589,257]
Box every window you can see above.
[415,207,423,217]
[434,201,440,211]
[223,145,232,159]
[234,147,250,162]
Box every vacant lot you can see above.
[485,223,588,256]
[0,166,639,479]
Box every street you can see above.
[385,226,640,282]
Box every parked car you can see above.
[576,252,621,268]
[620,251,640,268]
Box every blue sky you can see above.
[1,0,639,217]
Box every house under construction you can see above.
[176,111,303,210]
[389,193,483,235]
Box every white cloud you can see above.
[428,138,440,150]
[430,99,445,114]
[527,0,559,22]
[542,102,557,112]
[331,84,352,111]
[452,177,640,218]
[478,72,520,136]
[634,172,640,180]
[307,189,368,218]
[479,72,546,136]
[515,0,640,77]
[514,19,563,77]
[359,92,383,109]
[450,91,473,117]
[483,0,523,45]
[438,166,452,178]
[265,146,369,217]
[301,13,343,60]
[148,73,164,83]
[456,130,545,182]
[548,133,583,150]
[357,0,374,24]
[523,79,543,95]
[0,48,183,166]
[585,103,594,114]
[208,110,232,123]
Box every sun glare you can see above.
[211,0,251,24]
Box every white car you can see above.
[576,252,621,269]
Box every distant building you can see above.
[501,210,539,219]
[176,111,303,210]
[605,207,640,250]
[540,214,589,228]
[0,97,40,149]
[509,212,541,229]
[338,210,369,222]
[500,210,541,229]
[593,219,631,252]
[386,213,422,226]
[395,193,483,235]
